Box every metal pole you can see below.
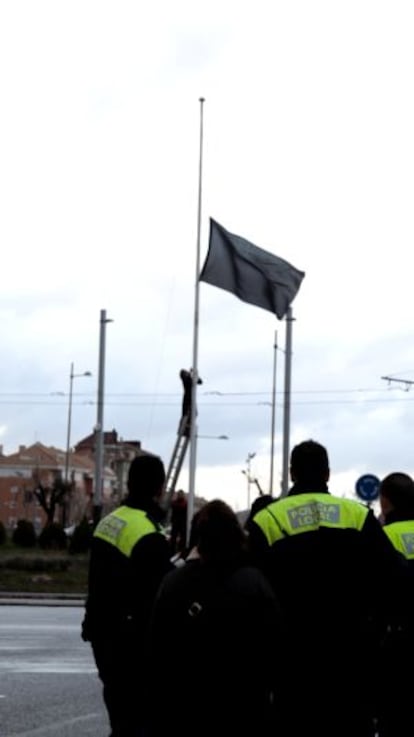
[269,330,277,494]
[64,363,91,526]
[93,309,112,526]
[187,97,205,545]
[245,452,256,509]
[247,455,251,509]
[64,362,74,484]
[281,308,294,496]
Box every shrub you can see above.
[12,519,37,548]
[0,555,69,571]
[0,520,6,545]
[38,522,67,550]
[69,517,92,554]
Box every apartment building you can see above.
[0,442,114,531]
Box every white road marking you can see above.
[10,713,101,736]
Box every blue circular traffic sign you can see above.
[355,474,380,502]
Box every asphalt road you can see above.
[0,605,110,736]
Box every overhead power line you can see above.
[0,386,404,398]
[0,396,413,408]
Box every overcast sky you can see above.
[1,0,414,510]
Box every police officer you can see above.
[178,368,202,437]
[377,472,414,737]
[82,454,173,737]
[379,472,414,557]
[248,440,406,737]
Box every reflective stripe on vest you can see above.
[94,506,157,557]
[253,493,369,546]
[383,520,414,560]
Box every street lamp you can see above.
[198,434,229,440]
[64,362,92,484]
[242,452,256,509]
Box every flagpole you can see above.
[187,97,205,544]
[269,329,278,494]
[281,307,294,496]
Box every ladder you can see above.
[164,415,190,511]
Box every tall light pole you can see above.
[63,362,91,529]
[269,330,278,494]
[242,452,256,509]
[281,307,294,496]
[64,362,92,484]
[93,309,113,527]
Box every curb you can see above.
[0,592,85,607]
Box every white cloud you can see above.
[1,1,414,510]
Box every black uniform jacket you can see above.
[248,485,410,737]
[248,484,407,629]
[82,499,172,641]
[377,509,414,737]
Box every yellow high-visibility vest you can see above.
[94,505,158,557]
[253,492,369,546]
[383,520,414,560]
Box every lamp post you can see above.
[64,362,92,484]
[93,309,113,527]
[242,452,256,509]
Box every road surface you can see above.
[0,605,109,736]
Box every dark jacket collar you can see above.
[384,509,414,525]
[124,496,166,524]
[288,482,330,496]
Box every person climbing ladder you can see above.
[179,368,202,437]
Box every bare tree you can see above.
[33,472,70,527]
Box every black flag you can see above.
[200,219,305,320]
